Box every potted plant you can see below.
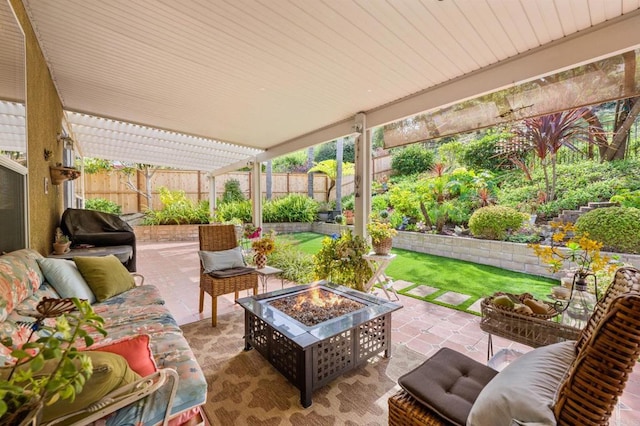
[0,298,106,425]
[52,227,71,255]
[317,202,331,222]
[49,163,81,185]
[343,209,354,225]
[367,220,398,255]
[251,230,276,269]
[313,231,372,292]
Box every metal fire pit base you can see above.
[237,283,402,407]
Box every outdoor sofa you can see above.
[0,248,207,425]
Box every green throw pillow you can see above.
[40,351,141,423]
[74,255,135,302]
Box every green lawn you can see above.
[282,232,558,314]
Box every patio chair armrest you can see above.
[131,273,145,286]
[43,368,179,426]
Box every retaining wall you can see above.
[133,222,640,279]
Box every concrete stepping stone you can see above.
[467,298,483,313]
[392,279,414,291]
[407,285,439,298]
[435,291,471,306]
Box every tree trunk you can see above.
[266,160,272,200]
[603,97,640,161]
[307,147,314,198]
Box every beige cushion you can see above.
[198,247,245,272]
[467,341,576,426]
[73,255,135,302]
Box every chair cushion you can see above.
[467,341,576,426]
[199,247,245,272]
[73,255,135,302]
[208,266,255,278]
[398,347,498,426]
[37,258,97,303]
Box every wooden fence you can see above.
[81,153,393,214]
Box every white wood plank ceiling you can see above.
[17,0,640,172]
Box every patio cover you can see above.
[8,0,640,174]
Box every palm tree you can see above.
[308,159,355,201]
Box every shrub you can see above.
[468,205,526,240]
[221,179,245,204]
[142,187,210,225]
[272,150,309,172]
[85,198,122,215]
[391,145,434,176]
[460,131,513,172]
[610,189,640,209]
[575,207,640,254]
[263,194,317,223]
[214,199,252,223]
[267,237,315,283]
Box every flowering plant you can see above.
[366,220,398,243]
[251,231,276,255]
[243,223,261,239]
[529,221,617,278]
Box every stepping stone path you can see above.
[401,282,478,311]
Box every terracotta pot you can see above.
[254,252,267,269]
[53,242,71,255]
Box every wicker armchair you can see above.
[389,267,640,426]
[198,224,258,327]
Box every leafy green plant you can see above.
[468,205,526,240]
[308,160,355,200]
[367,220,398,243]
[221,179,245,204]
[267,237,315,283]
[214,199,252,223]
[263,194,318,223]
[85,198,122,215]
[575,207,640,254]
[610,189,640,209]
[391,144,434,176]
[313,231,372,291]
[0,298,106,424]
[142,187,210,225]
[460,130,513,172]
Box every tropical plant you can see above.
[313,231,372,291]
[510,108,592,202]
[262,194,318,223]
[85,198,122,215]
[308,159,355,200]
[142,187,210,225]
[0,298,106,424]
[214,199,252,223]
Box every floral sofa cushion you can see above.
[0,249,206,425]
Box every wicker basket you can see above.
[480,295,580,348]
[484,292,558,319]
[372,237,393,255]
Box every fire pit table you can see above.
[236,282,402,407]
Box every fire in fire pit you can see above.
[269,288,365,326]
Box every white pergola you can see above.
[3,1,640,233]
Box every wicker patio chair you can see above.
[198,224,258,327]
[388,267,640,426]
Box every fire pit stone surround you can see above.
[237,282,402,407]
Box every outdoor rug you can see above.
[181,309,427,425]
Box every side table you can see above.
[362,252,399,301]
[254,266,284,293]
[48,245,133,265]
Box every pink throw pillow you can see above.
[92,334,157,377]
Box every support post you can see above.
[208,174,216,218]
[251,161,262,229]
[353,113,371,238]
